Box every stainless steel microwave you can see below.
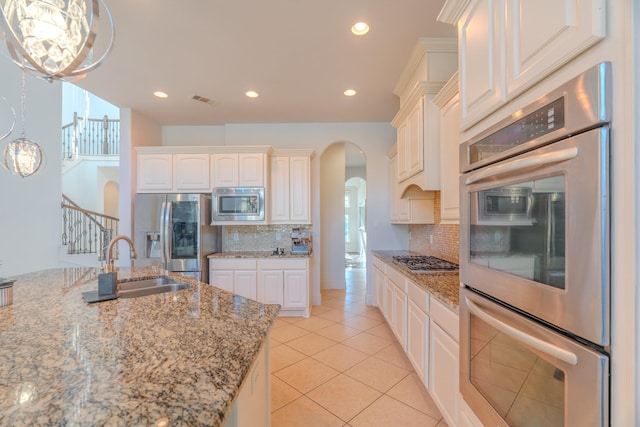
[211,187,265,222]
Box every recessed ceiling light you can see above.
[351,22,369,36]
[344,89,357,97]
[153,91,168,98]
[245,90,259,98]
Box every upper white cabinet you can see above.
[439,0,606,130]
[137,153,173,192]
[432,73,461,223]
[391,38,457,191]
[388,145,435,224]
[270,150,314,224]
[173,153,211,191]
[211,152,267,188]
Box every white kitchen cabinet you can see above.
[372,258,386,307]
[441,0,606,130]
[397,99,424,182]
[137,153,173,192]
[211,153,266,188]
[391,283,407,350]
[406,280,430,386]
[223,341,270,427]
[430,297,460,427]
[432,73,461,223]
[388,148,435,224]
[209,259,258,300]
[270,150,313,224]
[257,258,309,317]
[173,153,211,192]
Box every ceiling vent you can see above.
[192,95,216,106]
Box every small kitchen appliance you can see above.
[291,229,312,255]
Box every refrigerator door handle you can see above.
[164,201,172,267]
[159,201,168,267]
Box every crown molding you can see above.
[437,0,472,25]
[391,81,446,127]
[432,71,459,108]
[271,148,316,159]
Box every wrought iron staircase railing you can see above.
[61,194,119,261]
[62,113,120,160]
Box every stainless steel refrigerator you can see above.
[134,193,220,282]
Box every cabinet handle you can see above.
[465,296,578,366]
[464,147,578,185]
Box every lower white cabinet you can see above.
[407,299,429,385]
[391,283,407,349]
[210,257,310,317]
[223,340,270,427]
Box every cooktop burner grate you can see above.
[392,255,459,272]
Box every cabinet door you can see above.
[406,99,424,178]
[235,270,257,300]
[439,92,460,223]
[396,121,409,182]
[210,270,234,293]
[459,0,506,130]
[389,153,410,223]
[137,153,173,192]
[211,153,239,187]
[373,265,385,307]
[238,153,265,187]
[283,270,307,309]
[430,321,459,427]
[407,299,429,386]
[258,270,284,305]
[289,156,311,223]
[270,156,290,222]
[173,153,210,192]
[505,0,605,98]
[235,343,269,427]
[391,285,407,350]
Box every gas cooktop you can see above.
[392,255,459,273]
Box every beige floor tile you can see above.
[324,298,349,309]
[366,323,395,340]
[387,372,442,418]
[271,344,308,373]
[286,333,337,356]
[345,357,411,393]
[436,419,449,427]
[359,308,385,321]
[271,395,344,427]
[310,304,332,315]
[270,324,310,343]
[342,332,392,355]
[373,341,415,371]
[312,343,369,372]
[341,315,382,331]
[349,395,440,427]
[289,315,335,332]
[321,289,347,298]
[344,293,366,303]
[271,375,302,411]
[307,374,382,422]
[343,302,373,315]
[316,308,358,323]
[274,357,340,394]
[315,323,362,342]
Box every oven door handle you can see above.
[465,296,579,365]
[464,147,578,185]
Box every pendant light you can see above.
[0,0,115,82]
[0,96,15,141]
[2,72,44,177]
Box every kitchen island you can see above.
[0,267,279,426]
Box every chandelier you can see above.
[0,0,114,82]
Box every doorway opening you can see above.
[345,177,366,269]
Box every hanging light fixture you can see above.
[2,72,44,177]
[0,0,114,82]
[0,96,15,141]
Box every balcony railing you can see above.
[61,194,119,261]
[62,113,120,159]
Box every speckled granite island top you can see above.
[0,267,280,427]
[372,250,460,310]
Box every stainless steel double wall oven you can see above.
[459,62,611,426]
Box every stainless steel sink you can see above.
[118,276,190,298]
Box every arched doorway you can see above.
[104,181,119,218]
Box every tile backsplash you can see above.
[408,192,460,264]
[222,224,313,252]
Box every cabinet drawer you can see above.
[385,265,406,292]
[407,280,429,314]
[430,297,459,342]
[210,259,257,270]
[258,258,307,270]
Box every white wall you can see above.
[62,82,119,124]
[0,61,63,277]
[162,121,409,304]
[62,159,118,211]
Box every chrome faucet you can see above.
[107,235,138,268]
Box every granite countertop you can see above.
[372,250,460,310]
[0,267,280,426]
[208,251,310,259]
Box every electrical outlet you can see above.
[233,233,239,241]
[275,232,281,240]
